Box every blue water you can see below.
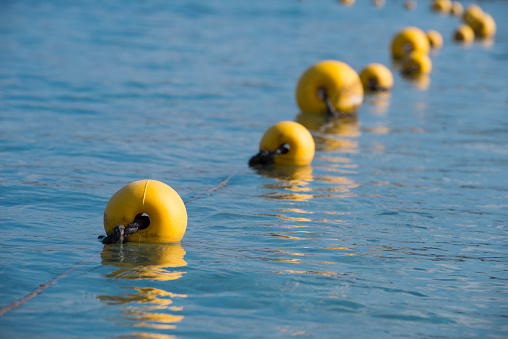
[1,0,508,337]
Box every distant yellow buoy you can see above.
[405,0,416,10]
[249,121,315,167]
[104,180,187,243]
[295,60,363,115]
[454,24,475,43]
[431,0,452,14]
[391,27,430,60]
[339,0,355,6]
[450,1,464,16]
[469,13,496,38]
[373,0,385,7]
[462,4,483,25]
[401,51,432,76]
[427,30,443,49]
[359,63,394,92]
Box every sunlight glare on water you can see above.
[1,0,507,338]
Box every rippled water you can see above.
[1,0,508,338]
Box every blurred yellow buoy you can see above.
[373,0,385,7]
[249,121,315,167]
[339,0,355,6]
[431,0,452,14]
[427,30,443,49]
[463,4,483,25]
[450,1,464,16]
[391,27,430,60]
[295,60,363,115]
[469,13,496,38]
[359,63,394,92]
[405,0,416,10]
[104,180,187,243]
[454,24,475,43]
[401,51,432,76]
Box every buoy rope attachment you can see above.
[100,213,150,244]
[316,87,346,119]
[248,143,290,167]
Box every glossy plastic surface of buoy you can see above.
[104,180,187,243]
[296,60,363,115]
[401,51,432,76]
[427,30,443,49]
[359,63,394,91]
[259,121,315,166]
[391,27,430,60]
[454,24,475,43]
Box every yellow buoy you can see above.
[427,30,443,49]
[391,27,430,60]
[431,0,452,14]
[463,4,483,25]
[295,60,363,115]
[339,0,355,6]
[401,51,432,76]
[373,0,385,7]
[104,180,187,243]
[359,63,394,92]
[249,121,315,167]
[405,0,416,10]
[450,1,464,16]
[454,24,475,43]
[469,13,496,38]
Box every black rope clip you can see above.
[100,213,150,244]
[317,87,346,119]
[248,143,290,167]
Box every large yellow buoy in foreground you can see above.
[391,27,430,60]
[249,121,315,167]
[401,51,432,76]
[359,63,394,91]
[295,60,363,115]
[104,180,187,243]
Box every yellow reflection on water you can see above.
[100,243,187,336]
[403,74,431,91]
[365,92,391,116]
[101,243,187,281]
[257,164,314,201]
[129,332,177,339]
[295,112,360,137]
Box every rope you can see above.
[316,87,346,119]
[100,213,150,244]
[248,144,290,167]
[0,176,235,316]
[0,254,97,316]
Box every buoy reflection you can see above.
[365,92,391,116]
[256,164,314,201]
[402,74,431,91]
[100,243,187,336]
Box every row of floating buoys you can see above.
[428,0,497,43]
[102,0,497,244]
